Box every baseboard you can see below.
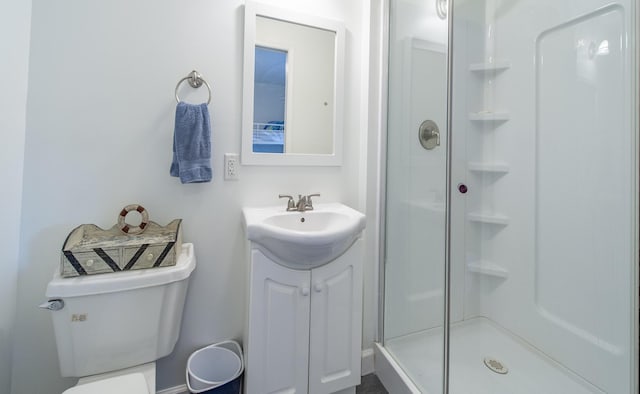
[361,347,375,375]
[156,384,187,394]
[157,348,376,394]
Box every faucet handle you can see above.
[306,193,320,209]
[279,194,296,211]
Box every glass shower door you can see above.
[383,0,637,393]
[448,1,638,393]
[383,0,449,392]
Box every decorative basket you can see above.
[60,204,182,277]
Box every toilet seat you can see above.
[62,373,149,394]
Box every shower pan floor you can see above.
[385,317,601,394]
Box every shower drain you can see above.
[483,357,509,375]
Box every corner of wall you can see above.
[0,0,32,393]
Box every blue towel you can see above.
[170,102,212,183]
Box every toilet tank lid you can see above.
[47,243,196,298]
[62,372,149,394]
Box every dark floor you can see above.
[356,374,389,394]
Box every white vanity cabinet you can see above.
[245,239,363,394]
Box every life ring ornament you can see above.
[117,204,150,235]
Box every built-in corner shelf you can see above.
[467,260,509,278]
[468,60,511,73]
[469,112,510,122]
[468,212,509,225]
[468,162,510,174]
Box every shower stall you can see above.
[377,0,638,393]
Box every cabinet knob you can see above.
[300,287,310,296]
[85,259,94,267]
[314,282,323,292]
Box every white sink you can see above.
[242,203,366,269]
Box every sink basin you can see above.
[242,203,366,269]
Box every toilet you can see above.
[42,243,196,393]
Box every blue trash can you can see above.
[186,340,244,394]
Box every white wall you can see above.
[0,0,31,392]
[11,1,370,393]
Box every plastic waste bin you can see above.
[186,340,244,394]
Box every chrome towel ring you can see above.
[175,70,212,105]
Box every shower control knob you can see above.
[418,120,440,150]
[458,183,468,194]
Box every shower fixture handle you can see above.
[418,120,440,150]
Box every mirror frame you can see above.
[242,1,345,166]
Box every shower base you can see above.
[378,317,602,394]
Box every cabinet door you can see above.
[246,249,311,394]
[308,238,363,394]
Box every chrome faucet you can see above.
[279,194,296,211]
[296,195,308,211]
[279,193,320,212]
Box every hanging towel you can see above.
[170,102,212,183]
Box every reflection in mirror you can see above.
[254,16,335,155]
[253,46,287,153]
[242,2,345,166]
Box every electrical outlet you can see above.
[224,153,239,180]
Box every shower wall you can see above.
[452,0,636,392]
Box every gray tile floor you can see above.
[356,374,388,394]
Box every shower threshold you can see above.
[378,317,603,394]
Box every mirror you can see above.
[242,2,345,166]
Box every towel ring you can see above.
[175,70,212,105]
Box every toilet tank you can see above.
[45,243,196,377]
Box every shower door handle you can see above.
[418,120,440,150]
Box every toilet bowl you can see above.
[63,372,148,394]
[63,362,156,394]
[42,244,196,393]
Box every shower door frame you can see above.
[375,0,640,393]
